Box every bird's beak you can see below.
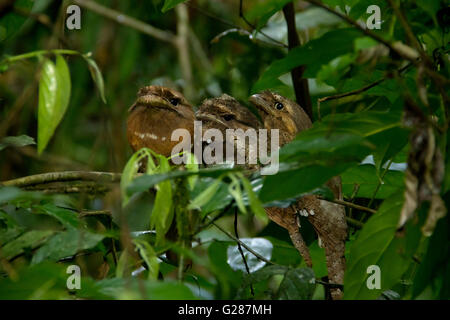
[249,94,275,116]
[195,112,228,128]
[136,94,174,109]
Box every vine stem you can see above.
[1,49,84,64]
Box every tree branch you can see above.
[302,0,419,61]
[73,0,176,44]
[0,171,121,188]
[282,2,313,120]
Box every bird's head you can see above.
[249,91,311,142]
[196,94,261,132]
[129,85,194,120]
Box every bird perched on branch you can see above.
[196,94,262,167]
[126,85,195,269]
[127,85,195,156]
[249,90,347,300]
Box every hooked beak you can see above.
[129,94,180,115]
[195,112,228,128]
[249,94,275,116]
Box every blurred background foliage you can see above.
[0,0,449,300]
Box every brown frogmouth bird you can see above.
[196,94,313,268]
[249,91,347,300]
[127,85,195,268]
[127,85,195,156]
[196,94,262,167]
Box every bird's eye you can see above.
[275,102,284,110]
[169,98,180,106]
[223,114,235,121]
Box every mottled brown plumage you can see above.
[196,94,262,166]
[127,85,194,156]
[250,90,347,300]
[249,91,312,146]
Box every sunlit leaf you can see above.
[37,55,71,154]
[161,0,186,13]
[84,57,106,103]
[134,239,160,280]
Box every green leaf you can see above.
[252,28,361,93]
[227,173,247,214]
[1,230,55,260]
[31,229,104,264]
[188,175,224,213]
[150,156,173,243]
[33,203,82,229]
[246,0,292,29]
[278,267,316,300]
[127,166,237,195]
[134,239,160,280]
[341,164,405,199]
[344,191,420,299]
[0,135,35,151]
[161,0,186,13]
[412,213,450,299]
[84,57,106,103]
[37,55,71,154]
[239,173,268,223]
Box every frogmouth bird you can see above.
[196,94,313,268]
[196,94,262,167]
[126,85,195,268]
[127,85,195,157]
[249,90,347,300]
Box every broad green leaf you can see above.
[1,230,54,260]
[344,191,421,299]
[31,229,104,264]
[278,267,315,300]
[37,55,71,154]
[188,175,224,213]
[134,239,160,280]
[33,203,82,229]
[161,0,186,13]
[260,163,351,203]
[190,177,233,215]
[127,166,237,195]
[246,0,292,29]
[0,262,70,299]
[412,214,449,299]
[0,135,35,151]
[341,164,405,199]
[252,28,361,93]
[84,57,106,103]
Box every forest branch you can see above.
[303,0,419,61]
[73,0,176,44]
[0,171,121,188]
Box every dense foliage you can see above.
[0,0,448,300]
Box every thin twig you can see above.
[303,0,418,61]
[208,216,275,265]
[320,197,377,215]
[234,209,254,296]
[73,0,176,44]
[239,0,288,48]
